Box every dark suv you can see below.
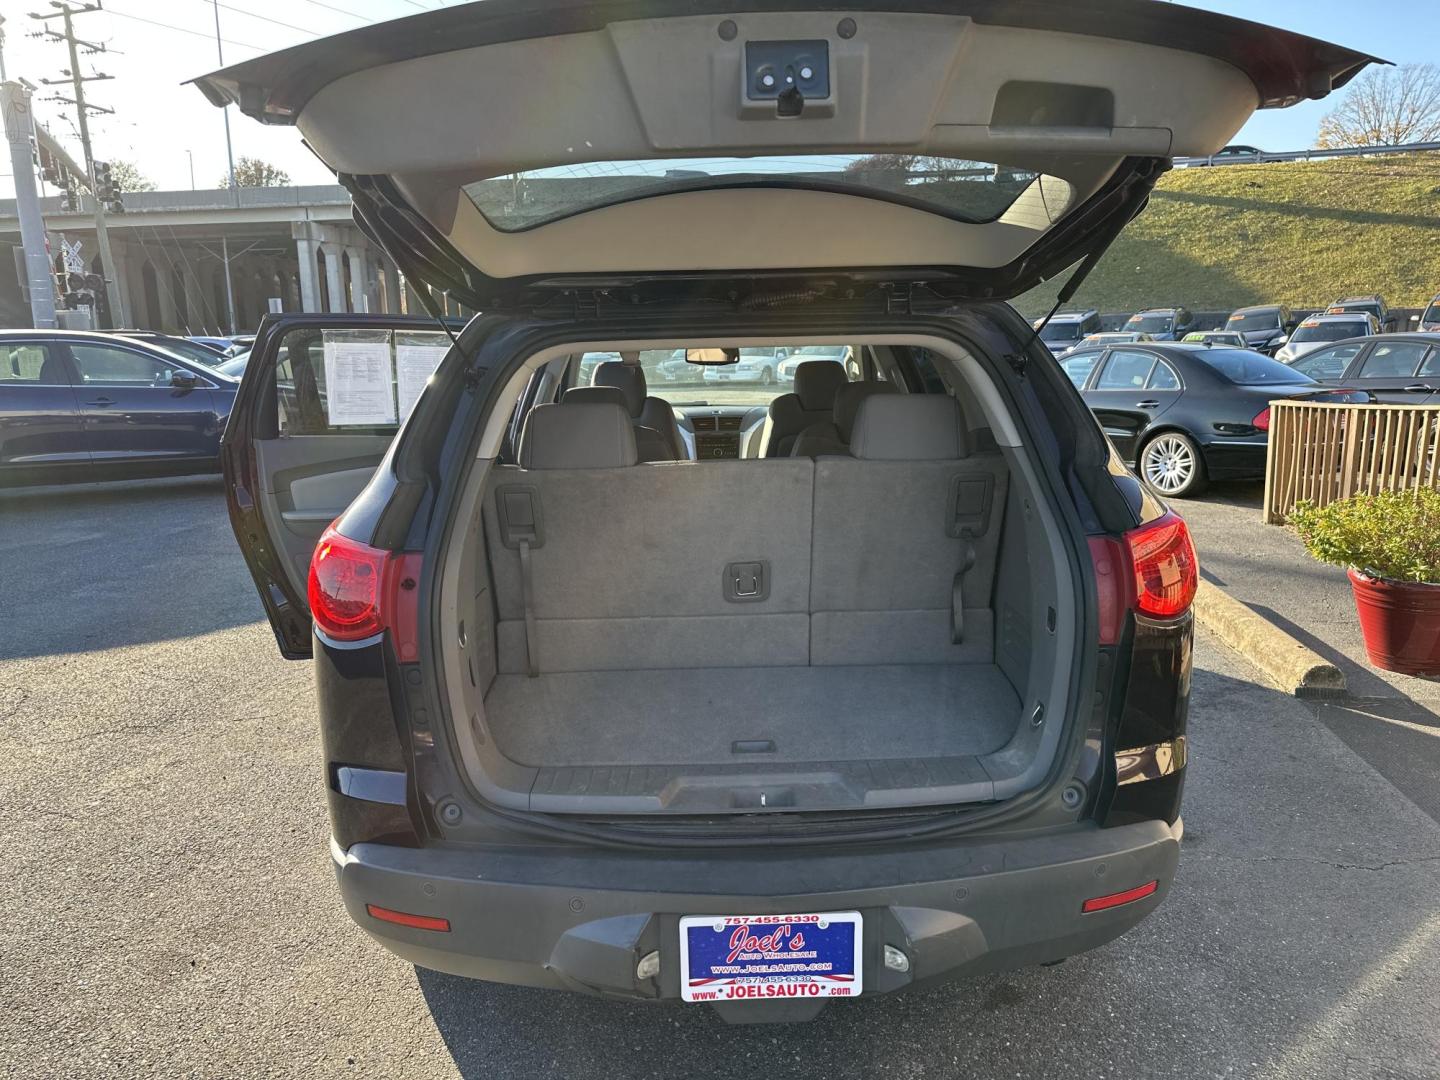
[196,0,1373,1022]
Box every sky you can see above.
[0,0,1431,199]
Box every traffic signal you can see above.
[93,160,124,212]
[60,176,79,212]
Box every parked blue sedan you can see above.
[0,330,237,487]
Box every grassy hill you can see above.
[1014,153,1440,319]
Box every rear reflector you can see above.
[365,904,451,932]
[1252,406,1270,433]
[1082,879,1159,913]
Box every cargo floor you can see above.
[482,663,1020,767]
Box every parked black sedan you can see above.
[1285,332,1440,406]
[1059,341,1368,497]
[0,330,237,487]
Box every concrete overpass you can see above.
[0,185,426,333]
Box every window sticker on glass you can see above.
[395,332,450,420]
[322,330,396,426]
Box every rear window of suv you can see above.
[1290,319,1368,343]
[463,155,1065,232]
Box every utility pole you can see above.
[2,81,58,327]
[212,0,238,333]
[31,2,126,328]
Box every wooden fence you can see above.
[1262,401,1440,523]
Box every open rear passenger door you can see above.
[223,312,461,658]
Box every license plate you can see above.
[678,912,863,1003]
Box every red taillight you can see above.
[365,904,450,932]
[1252,406,1270,433]
[1081,879,1158,913]
[1128,513,1199,619]
[307,524,422,657]
[1089,513,1199,644]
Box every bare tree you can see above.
[109,159,157,193]
[1317,63,1440,148]
[221,157,292,188]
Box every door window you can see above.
[69,344,183,386]
[1290,344,1362,380]
[1358,342,1428,379]
[1059,350,1102,388]
[273,326,452,436]
[1419,349,1440,378]
[1095,350,1156,390]
[1146,361,1181,390]
[1,344,67,384]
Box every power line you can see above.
[101,5,263,53]
[295,0,368,20]
[181,0,321,38]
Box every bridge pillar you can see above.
[294,233,321,313]
[322,244,345,313]
[347,245,371,313]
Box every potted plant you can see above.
[1290,489,1440,676]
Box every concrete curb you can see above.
[1192,580,1347,698]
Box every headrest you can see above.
[793,361,848,411]
[592,361,645,417]
[518,402,637,470]
[833,381,898,442]
[563,385,630,410]
[849,395,969,460]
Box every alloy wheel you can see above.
[1142,434,1197,495]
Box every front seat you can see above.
[591,359,686,460]
[562,386,673,463]
[791,381,898,458]
[762,360,847,457]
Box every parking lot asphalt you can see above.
[3,476,1439,1079]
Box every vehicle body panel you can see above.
[0,331,235,486]
[1296,332,1440,406]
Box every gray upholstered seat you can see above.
[517,401,637,470]
[562,386,673,463]
[763,361,848,457]
[790,380,898,458]
[592,360,685,460]
[810,392,1008,665]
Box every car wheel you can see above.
[1139,432,1208,498]
[761,367,774,385]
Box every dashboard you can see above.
[677,406,770,459]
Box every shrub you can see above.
[1289,489,1440,584]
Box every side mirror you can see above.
[1411,314,1421,323]
[171,370,200,388]
[1274,335,1289,346]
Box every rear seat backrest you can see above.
[764,361,847,457]
[791,381,897,458]
[485,403,814,674]
[809,394,1009,665]
[592,359,685,460]
[562,386,673,463]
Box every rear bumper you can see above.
[1199,438,1268,479]
[332,816,1181,1009]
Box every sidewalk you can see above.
[1179,481,1440,823]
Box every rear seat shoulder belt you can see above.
[495,485,544,677]
[947,475,995,644]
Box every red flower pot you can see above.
[1348,569,1440,677]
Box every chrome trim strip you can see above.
[1115,736,1187,786]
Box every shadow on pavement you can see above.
[410,666,1440,1080]
[0,475,265,660]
